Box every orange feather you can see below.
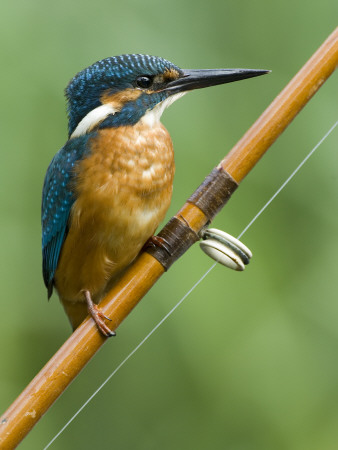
[54,121,175,329]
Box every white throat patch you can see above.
[70,92,186,137]
[70,103,118,139]
[141,92,186,127]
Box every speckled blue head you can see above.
[65,54,269,138]
[66,54,183,136]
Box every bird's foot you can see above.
[142,235,172,255]
[83,290,116,337]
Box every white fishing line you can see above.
[238,120,338,240]
[43,264,216,450]
[44,120,337,449]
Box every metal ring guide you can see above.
[200,228,252,271]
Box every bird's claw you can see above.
[83,290,116,337]
[142,235,172,255]
[91,304,116,337]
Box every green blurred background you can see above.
[1,1,337,449]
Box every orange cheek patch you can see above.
[163,68,180,82]
[101,88,142,109]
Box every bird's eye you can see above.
[136,75,153,89]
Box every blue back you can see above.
[41,135,92,297]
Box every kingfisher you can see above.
[42,54,268,337]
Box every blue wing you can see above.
[41,135,92,298]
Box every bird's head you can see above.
[66,54,269,138]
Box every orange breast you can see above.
[54,122,175,303]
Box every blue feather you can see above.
[41,135,93,298]
[66,54,181,136]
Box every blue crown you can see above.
[66,54,181,135]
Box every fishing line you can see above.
[237,120,338,240]
[44,120,337,449]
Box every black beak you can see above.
[165,68,270,94]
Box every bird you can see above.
[41,54,268,337]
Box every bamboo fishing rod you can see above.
[0,27,337,450]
